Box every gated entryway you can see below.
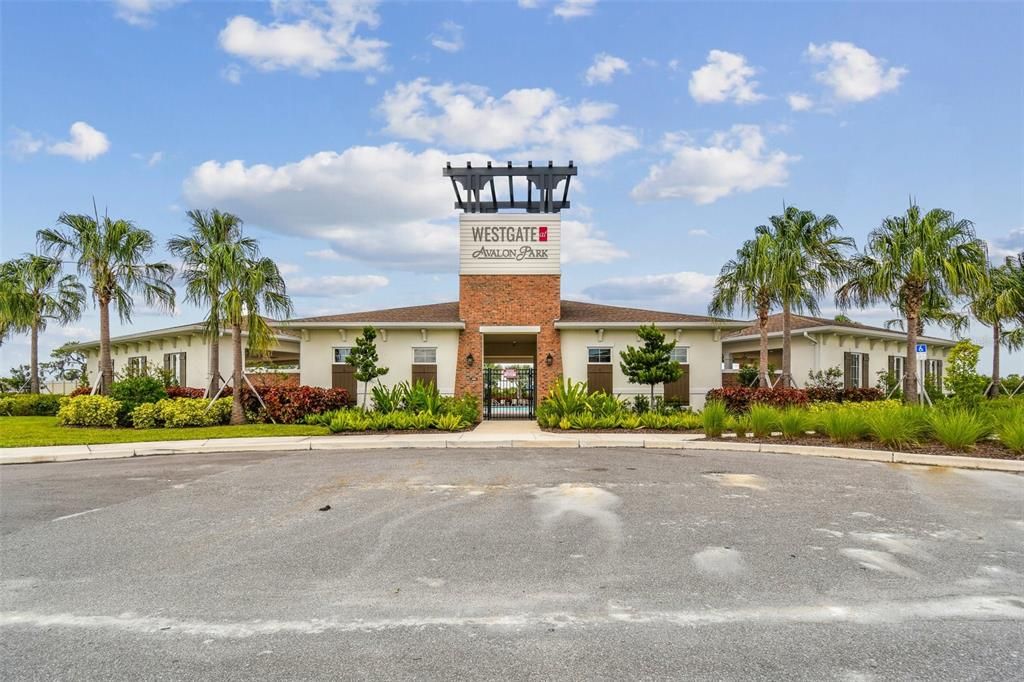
[483,366,536,420]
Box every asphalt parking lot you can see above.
[2,447,1022,680]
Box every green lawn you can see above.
[0,416,329,448]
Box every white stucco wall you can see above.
[558,327,725,409]
[722,333,952,389]
[298,328,461,404]
[84,334,299,389]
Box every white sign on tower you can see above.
[459,214,561,275]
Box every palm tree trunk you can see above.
[781,300,792,388]
[758,304,769,388]
[230,322,245,425]
[990,323,1001,398]
[904,308,919,405]
[30,319,40,394]
[650,383,655,408]
[209,300,220,394]
[99,299,112,395]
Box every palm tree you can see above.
[0,261,35,348]
[167,209,251,395]
[970,252,1024,397]
[0,256,85,393]
[37,211,175,394]
[211,241,292,424]
[709,234,778,387]
[836,203,987,404]
[757,206,854,387]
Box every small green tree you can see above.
[619,324,682,406]
[944,340,986,407]
[348,326,389,408]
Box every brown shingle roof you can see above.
[558,300,739,324]
[285,300,739,325]
[286,301,462,324]
[724,312,954,343]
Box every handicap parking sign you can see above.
[916,343,927,357]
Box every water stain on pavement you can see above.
[703,473,765,490]
[692,547,745,578]
[840,548,921,578]
[532,484,622,541]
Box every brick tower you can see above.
[445,161,576,417]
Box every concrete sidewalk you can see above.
[1,421,1022,471]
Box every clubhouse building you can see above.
[79,163,956,415]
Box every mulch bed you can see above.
[704,433,1022,461]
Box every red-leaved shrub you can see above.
[840,387,885,402]
[69,386,92,398]
[705,387,809,413]
[166,386,205,399]
[259,386,350,424]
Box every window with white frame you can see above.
[128,356,147,372]
[892,355,905,378]
[333,347,352,364]
[413,347,437,364]
[588,347,612,364]
[849,352,863,388]
[670,346,689,364]
[163,352,186,385]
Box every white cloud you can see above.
[806,41,907,103]
[379,78,638,164]
[6,128,44,158]
[47,122,110,162]
[183,144,492,271]
[561,220,627,264]
[218,0,388,76]
[287,274,389,297]
[221,63,243,85]
[113,0,182,27]
[517,0,540,7]
[668,59,680,71]
[430,20,464,53]
[689,50,765,104]
[582,271,718,307]
[631,124,798,204]
[554,0,597,19]
[787,92,814,111]
[688,229,709,237]
[585,53,630,85]
[987,228,1023,260]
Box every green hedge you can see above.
[57,395,121,428]
[0,394,65,417]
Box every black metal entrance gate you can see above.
[483,366,536,420]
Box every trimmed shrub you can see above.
[110,375,168,425]
[57,395,121,428]
[705,387,809,413]
[666,412,702,430]
[166,386,205,399]
[328,410,372,432]
[639,412,669,429]
[617,413,641,429]
[0,394,64,416]
[928,409,992,452]
[68,386,92,398]
[440,394,480,424]
[569,412,598,430]
[841,387,885,402]
[157,398,232,428]
[260,386,350,424]
[130,402,162,429]
[702,400,728,438]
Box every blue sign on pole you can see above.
[915,343,928,354]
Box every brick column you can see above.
[455,274,562,419]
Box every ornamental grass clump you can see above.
[748,404,778,438]
[702,400,728,438]
[865,405,926,450]
[928,409,992,452]
[728,414,752,438]
[819,408,869,444]
[998,420,1024,455]
[777,407,812,438]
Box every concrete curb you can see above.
[1,435,1021,472]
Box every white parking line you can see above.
[51,508,102,522]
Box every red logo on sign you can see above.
[539,226,548,242]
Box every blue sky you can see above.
[2,0,1022,374]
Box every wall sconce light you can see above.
[466,353,475,367]
[545,352,554,367]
